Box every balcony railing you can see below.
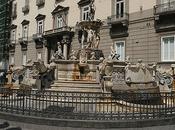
[154,1,175,15]
[44,26,72,36]
[107,13,129,24]
[36,0,45,7]
[22,5,29,14]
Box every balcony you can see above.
[9,40,16,53]
[154,1,175,33]
[33,33,44,49]
[36,0,45,7]
[44,26,72,37]
[22,5,29,14]
[107,13,129,38]
[19,37,28,44]
[154,1,175,15]
[107,13,129,26]
[19,37,28,51]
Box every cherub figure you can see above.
[69,50,77,60]
[86,28,95,48]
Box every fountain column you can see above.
[43,40,48,65]
[62,35,70,60]
[63,43,67,60]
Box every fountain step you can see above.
[51,82,100,88]
[50,80,102,92]
[54,80,98,84]
[49,87,102,93]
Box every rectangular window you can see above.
[11,29,16,41]
[115,41,125,61]
[22,25,28,38]
[22,52,27,65]
[161,36,175,61]
[37,20,44,34]
[116,0,124,18]
[12,3,17,16]
[57,16,63,28]
[81,5,90,21]
[37,52,42,60]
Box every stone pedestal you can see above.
[54,60,99,82]
[103,76,113,92]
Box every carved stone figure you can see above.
[108,45,120,60]
[90,51,96,60]
[95,33,100,48]
[98,57,114,92]
[53,42,65,60]
[69,50,77,60]
[89,0,95,21]
[79,28,88,49]
[86,28,95,48]
[98,58,113,78]
[98,57,105,81]
[79,49,87,64]
[125,56,130,63]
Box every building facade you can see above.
[10,0,175,70]
[0,0,11,70]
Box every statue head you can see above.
[57,42,61,46]
[99,57,104,62]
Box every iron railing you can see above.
[107,13,129,24]
[154,1,175,14]
[0,88,175,120]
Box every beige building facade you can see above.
[9,0,175,69]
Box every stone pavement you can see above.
[0,119,175,130]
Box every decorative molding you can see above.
[21,20,30,25]
[51,5,69,15]
[35,14,46,21]
[78,0,91,6]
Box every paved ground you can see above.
[0,119,175,130]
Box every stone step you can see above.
[6,127,22,130]
[51,82,100,88]
[51,80,100,88]
[49,87,102,93]
[50,80,102,93]
[54,80,98,84]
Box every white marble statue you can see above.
[108,45,120,60]
[86,28,95,48]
